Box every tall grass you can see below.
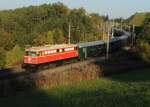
[33,64,101,89]
[0,63,102,96]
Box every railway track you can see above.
[0,50,131,82]
[0,55,106,81]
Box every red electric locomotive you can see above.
[23,44,79,68]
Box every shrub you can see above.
[138,42,150,62]
[5,45,24,67]
[0,48,6,68]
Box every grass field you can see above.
[0,68,150,107]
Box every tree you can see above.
[53,29,65,44]
[138,15,150,42]
[45,31,53,44]
[137,14,150,62]
[0,28,12,50]
[33,34,46,46]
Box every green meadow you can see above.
[0,68,150,107]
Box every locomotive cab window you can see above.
[25,51,36,57]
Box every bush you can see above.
[138,42,150,62]
[0,48,6,68]
[5,45,24,67]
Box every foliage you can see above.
[0,28,12,50]
[53,28,65,44]
[138,42,150,62]
[5,45,24,67]
[33,34,47,46]
[136,13,150,62]
[0,48,6,68]
[46,31,53,44]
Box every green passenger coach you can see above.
[77,40,105,59]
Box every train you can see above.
[22,29,131,71]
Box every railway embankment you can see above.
[0,50,149,97]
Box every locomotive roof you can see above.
[78,40,105,48]
[26,44,77,52]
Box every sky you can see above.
[0,0,150,19]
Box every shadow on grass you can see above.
[0,83,150,107]
[0,68,150,107]
[106,68,150,82]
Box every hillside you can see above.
[0,68,150,107]
[128,12,148,26]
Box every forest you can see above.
[0,2,109,68]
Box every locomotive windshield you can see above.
[26,51,36,57]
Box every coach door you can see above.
[83,47,87,59]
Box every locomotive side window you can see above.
[42,52,45,55]
[39,52,42,56]
[45,51,48,55]
[59,49,63,53]
[37,52,40,56]
[48,51,50,54]
[57,49,59,53]
[64,47,75,52]
[53,50,57,53]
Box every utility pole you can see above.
[69,23,71,44]
[132,24,135,45]
[132,24,135,33]
[121,19,123,31]
[101,19,104,40]
[128,25,131,32]
[111,19,114,38]
[106,22,110,59]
